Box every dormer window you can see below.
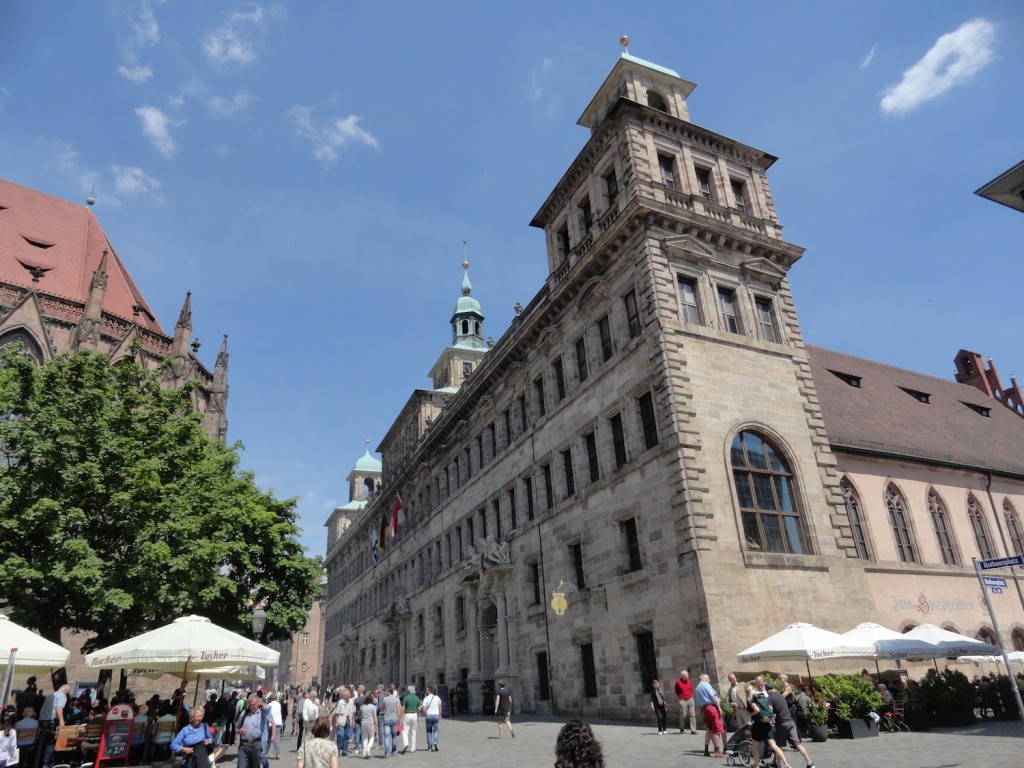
[962,401,991,418]
[646,89,669,113]
[900,387,931,404]
[828,370,862,388]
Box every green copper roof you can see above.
[620,52,681,79]
[354,448,381,473]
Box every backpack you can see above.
[751,692,774,723]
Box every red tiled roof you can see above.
[0,179,165,335]
[808,345,1024,478]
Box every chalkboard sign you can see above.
[98,703,134,766]
[436,684,451,717]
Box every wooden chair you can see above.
[80,719,106,763]
[51,724,85,764]
[149,718,177,761]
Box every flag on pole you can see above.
[391,496,405,537]
[370,526,379,564]
[378,513,390,555]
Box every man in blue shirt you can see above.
[694,674,725,758]
[235,695,273,768]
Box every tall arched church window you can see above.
[886,484,919,564]
[1003,500,1024,556]
[731,431,807,554]
[928,489,959,566]
[967,494,995,560]
[0,330,44,365]
[840,477,871,560]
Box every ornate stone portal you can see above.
[460,535,518,712]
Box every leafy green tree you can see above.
[0,345,321,650]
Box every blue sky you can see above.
[1,1,1021,559]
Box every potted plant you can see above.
[815,674,882,739]
[918,668,977,727]
[804,698,829,742]
[720,697,738,732]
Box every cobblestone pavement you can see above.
[240,716,1022,768]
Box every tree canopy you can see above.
[0,345,322,650]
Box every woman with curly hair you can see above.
[554,719,604,768]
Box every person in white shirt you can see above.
[266,694,283,759]
[0,712,18,768]
[421,686,442,752]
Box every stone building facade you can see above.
[0,178,228,440]
[321,53,1024,721]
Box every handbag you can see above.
[396,721,403,734]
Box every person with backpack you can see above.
[235,695,273,768]
[747,677,790,768]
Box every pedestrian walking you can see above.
[399,685,421,753]
[494,679,515,739]
[422,685,442,752]
[650,679,668,734]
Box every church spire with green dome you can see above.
[451,257,485,350]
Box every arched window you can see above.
[731,431,807,554]
[840,477,871,560]
[646,89,668,112]
[886,484,919,564]
[1003,500,1023,556]
[928,489,959,566]
[0,330,44,365]
[968,494,995,560]
[977,627,997,646]
[1012,628,1024,653]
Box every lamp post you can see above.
[251,607,268,692]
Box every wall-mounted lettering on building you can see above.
[890,593,975,616]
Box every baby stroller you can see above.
[724,723,753,766]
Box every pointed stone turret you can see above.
[202,334,230,441]
[70,250,109,352]
[214,334,229,392]
[171,291,193,358]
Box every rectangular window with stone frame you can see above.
[455,595,465,633]
[575,336,589,383]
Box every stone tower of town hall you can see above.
[321,51,887,720]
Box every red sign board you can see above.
[97,703,134,767]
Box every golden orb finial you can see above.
[462,260,470,270]
[619,35,630,51]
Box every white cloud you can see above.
[860,44,877,70]
[529,57,554,99]
[288,106,379,163]
[110,165,162,199]
[135,105,178,158]
[880,18,996,115]
[206,91,257,117]
[117,1,162,83]
[117,64,153,84]
[203,4,286,69]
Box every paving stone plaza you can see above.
[231,716,1022,767]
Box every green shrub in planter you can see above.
[804,699,828,727]
[919,669,977,726]
[814,674,882,720]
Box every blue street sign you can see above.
[983,576,1008,588]
[979,554,1024,570]
[992,588,1004,594]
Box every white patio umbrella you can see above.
[0,614,71,675]
[83,615,279,674]
[903,624,998,658]
[737,622,876,678]
[841,622,942,660]
[0,614,71,704]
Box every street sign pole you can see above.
[973,557,1024,727]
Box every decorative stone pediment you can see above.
[661,234,715,262]
[740,256,788,281]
